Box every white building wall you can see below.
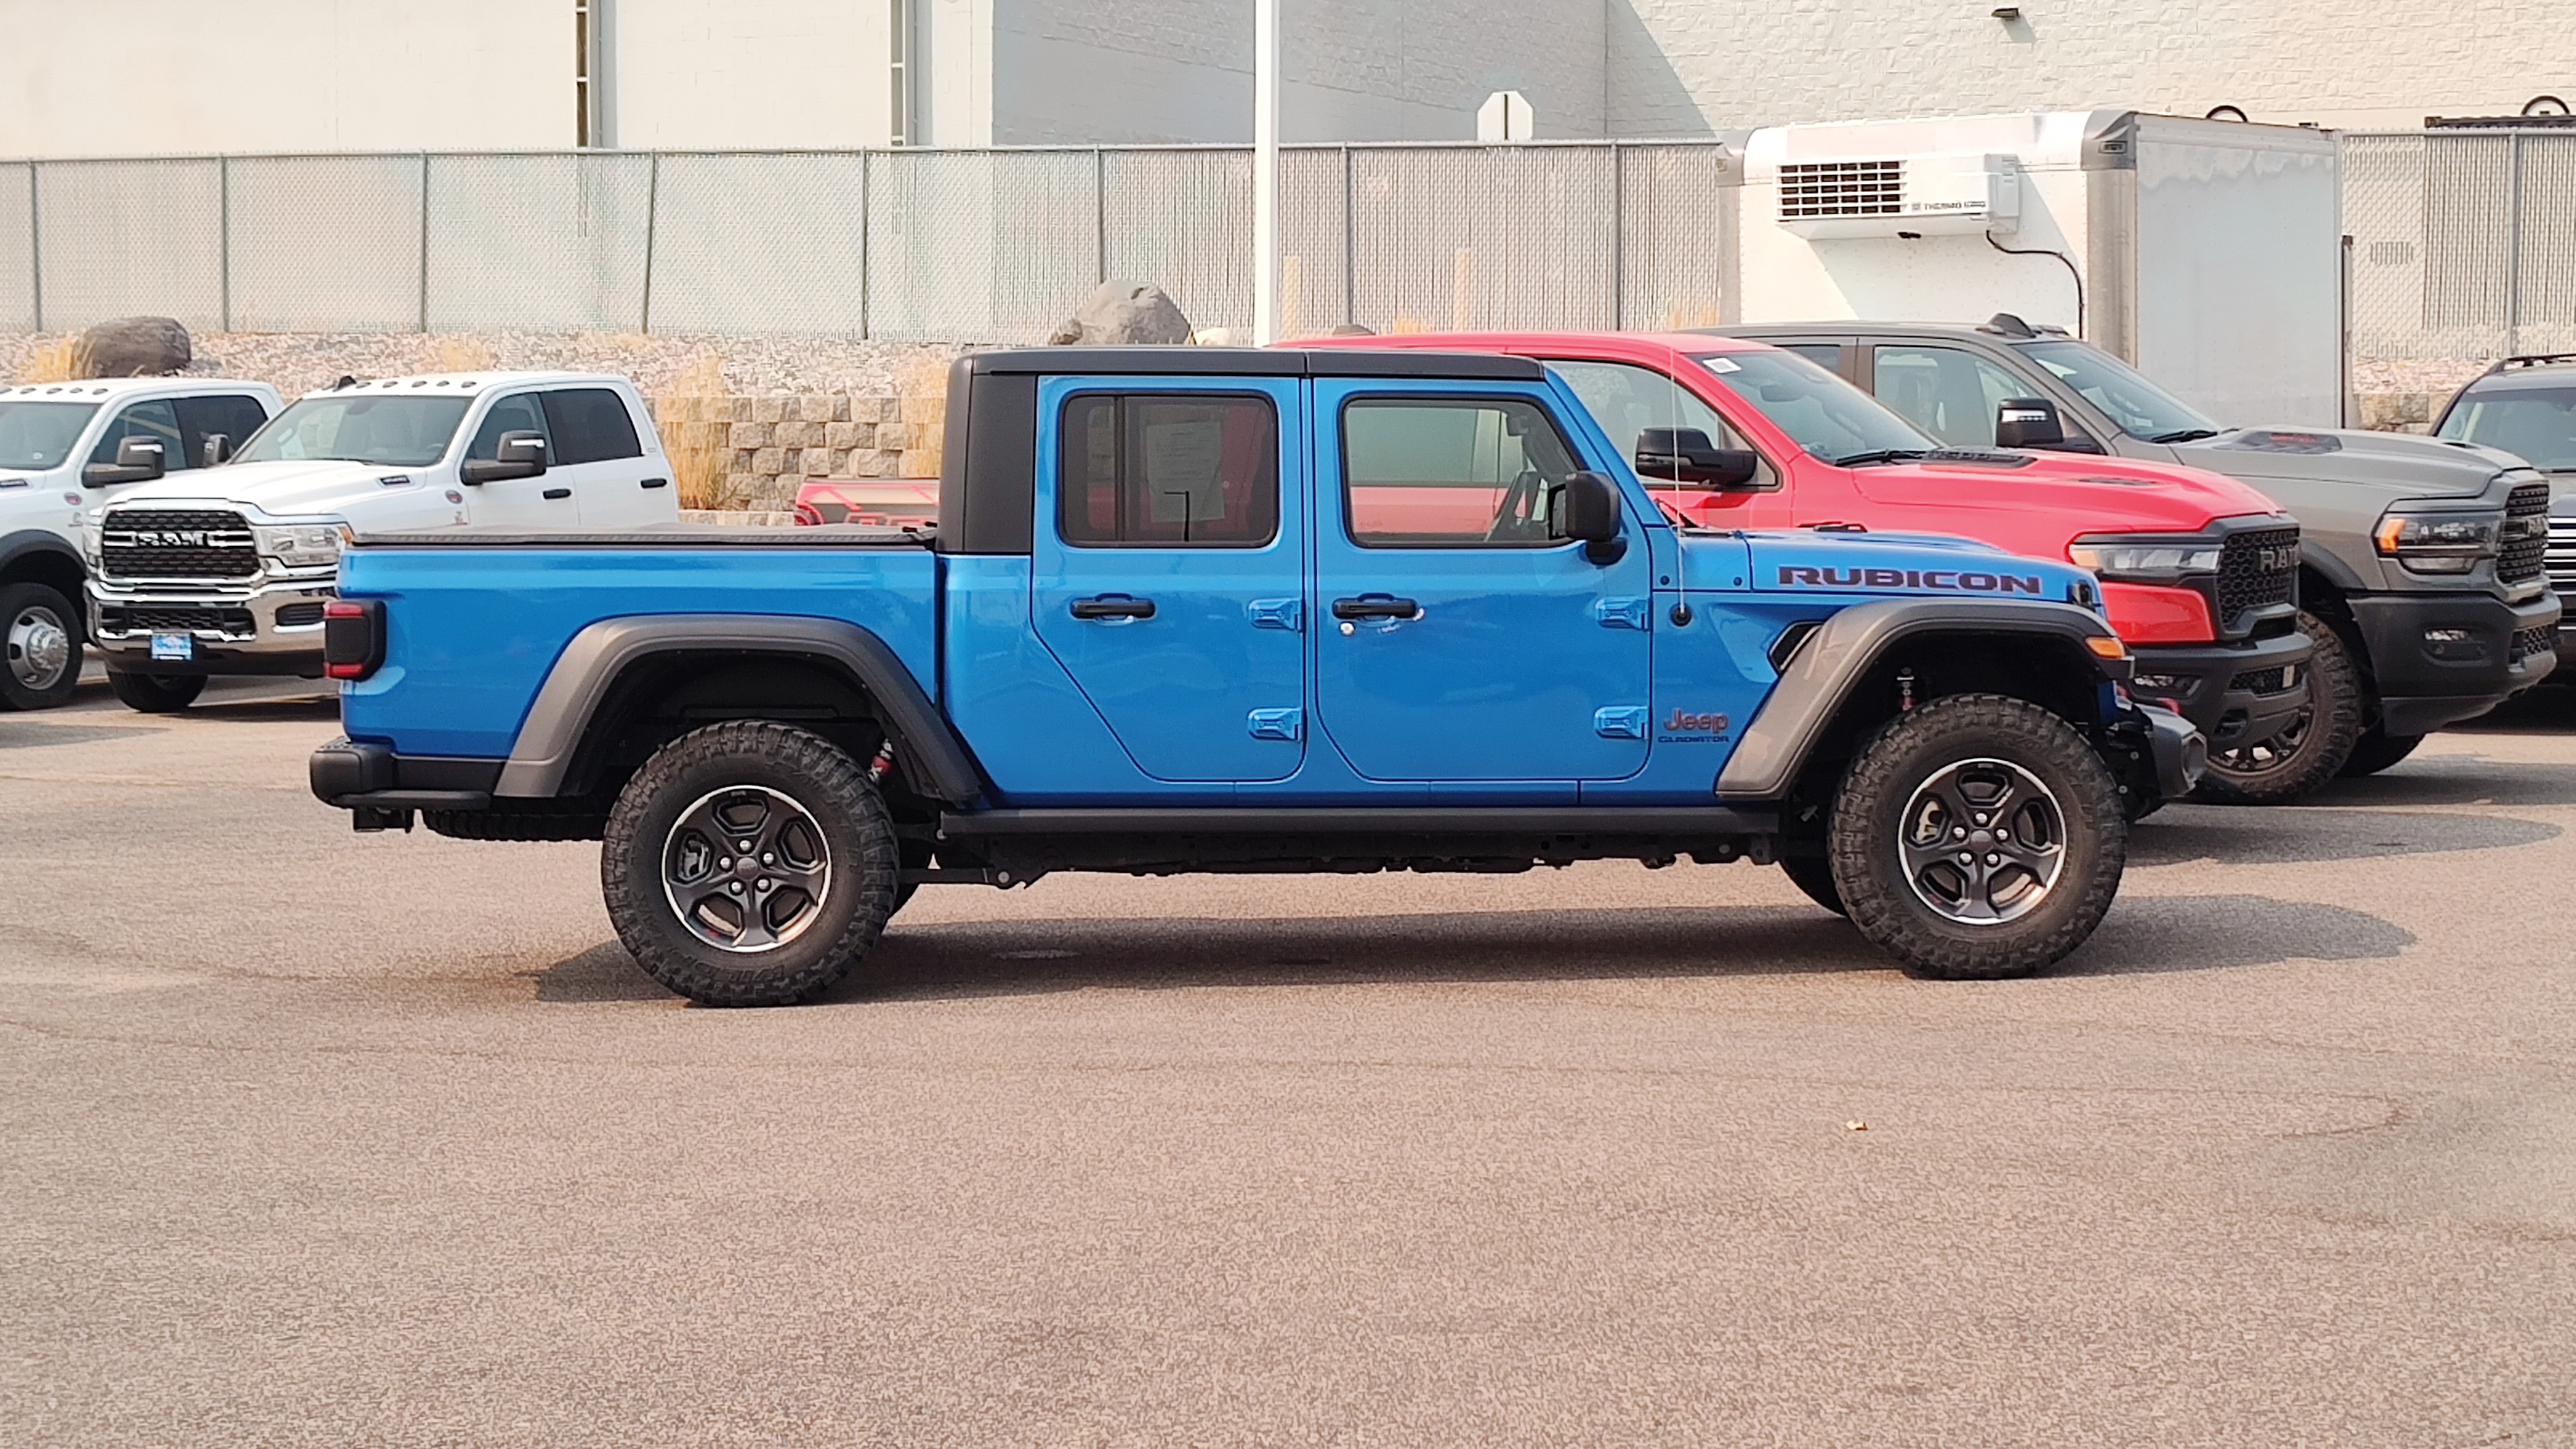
[0,0,568,158]
[607,0,896,150]
[989,0,1605,144]
[1614,0,2576,135]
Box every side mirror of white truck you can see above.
[460,431,549,485]
[82,435,167,487]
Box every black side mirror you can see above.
[81,436,167,487]
[201,433,231,467]
[1634,428,1761,489]
[1562,470,1625,564]
[1995,397,2067,448]
[459,430,548,484]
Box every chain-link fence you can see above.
[0,143,1741,344]
[2343,129,2576,376]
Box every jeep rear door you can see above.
[1030,375,1308,783]
[1311,379,1654,789]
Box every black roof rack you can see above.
[2497,353,2576,371]
[962,346,1543,380]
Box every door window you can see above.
[175,394,270,469]
[467,393,552,460]
[1058,392,1278,547]
[1548,359,1779,491]
[87,399,181,469]
[1780,343,1848,374]
[1870,345,2033,447]
[540,387,644,464]
[1340,397,1584,547]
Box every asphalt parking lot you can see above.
[5,672,2575,1447]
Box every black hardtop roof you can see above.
[962,346,1545,380]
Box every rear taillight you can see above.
[323,598,384,680]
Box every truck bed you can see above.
[352,523,926,548]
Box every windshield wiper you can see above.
[2148,428,2222,443]
[1833,448,1930,467]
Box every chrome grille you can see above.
[100,508,258,581]
[2215,526,2300,625]
[2500,482,2550,584]
[2548,517,2576,605]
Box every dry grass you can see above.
[657,353,743,509]
[419,335,497,374]
[14,336,87,382]
[897,354,949,479]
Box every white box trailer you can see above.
[1733,111,2345,426]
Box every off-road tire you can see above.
[107,669,206,714]
[2192,611,2359,806]
[1777,852,1847,916]
[601,721,899,1006]
[0,581,81,711]
[2338,724,2423,778]
[1830,693,2126,980]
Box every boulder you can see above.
[78,316,191,377]
[1046,282,1192,346]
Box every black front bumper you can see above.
[2349,589,2561,736]
[2128,628,2312,752]
[2139,702,2208,799]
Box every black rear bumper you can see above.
[311,736,499,813]
[2128,628,2311,752]
[2349,589,2560,736]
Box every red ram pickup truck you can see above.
[1311,331,2315,803]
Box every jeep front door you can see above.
[1311,382,1654,788]
[1031,378,1307,783]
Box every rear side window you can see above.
[1341,396,1582,548]
[175,394,271,469]
[541,387,644,465]
[89,399,181,468]
[1782,343,1846,374]
[1057,392,1279,547]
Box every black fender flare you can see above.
[0,528,86,588]
[492,614,984,804]
[1716,597,2129,802]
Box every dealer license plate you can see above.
[149,633,195,662]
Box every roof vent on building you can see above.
[1777,154,2021,239]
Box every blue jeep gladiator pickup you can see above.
[311,347,2202,1004]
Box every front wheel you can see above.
[107,669,206,714]
[1829,694,2127,980]
[2193,611,2359,806]
[0,582,82,711]
[601,721,899,1006]
[2338,724,2423,778]
[1776,852,1846,916]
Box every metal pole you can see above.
[1609,142,1623,331]
[218,156,231,333]
[638,151,660,334]
[2504,131,2525,358]
[858,150,872,341]
[417,153,431,333]
[1094,147,1107,284]
[26,164,40,334]
[1341,143,1354,326]
[1251,0,1279,343]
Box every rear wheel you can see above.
[107,669,206,714]
[2193,611,2358,806]
[1829,694,2126,980]
[0,582,81,711]
[601,721,899,1006]
[2338,724,2423,778]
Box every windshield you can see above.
[2017,340,2221,441]
[1694,350,1933,464]
[235,394,473,468]
[0,401,101,471]
[2436,387,2576,472]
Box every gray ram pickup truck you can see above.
[1719,319,2560,789]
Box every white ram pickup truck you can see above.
[85,371,679,711]
[1,377,281,710]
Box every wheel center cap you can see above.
[1970,828,1993,846]
[734,857,760,879]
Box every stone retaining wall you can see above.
[651,391,944,509]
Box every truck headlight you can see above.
[255,523,345,568]
[2065,537,2223,582]
[2372,507,2502,575]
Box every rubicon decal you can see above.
[1777,565,2046,594]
